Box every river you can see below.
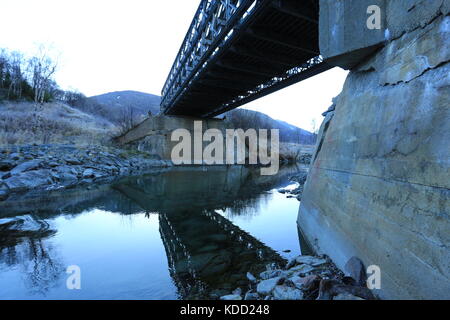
[0,165,311,300]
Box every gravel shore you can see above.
[0,144,172,201]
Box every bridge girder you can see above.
[161,0,330,118]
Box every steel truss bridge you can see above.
[160,0,331,118]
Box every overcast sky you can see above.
[0,0,348,131]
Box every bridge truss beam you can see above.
[161,0,329,118]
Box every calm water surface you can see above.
[0,166,311,300]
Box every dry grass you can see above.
[0,101,119,146]
[279,143,315,162]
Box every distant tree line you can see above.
[0,47,79,104]
[225,109,317,145]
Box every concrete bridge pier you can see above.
[298,0,450,299]
[116,115,228,162]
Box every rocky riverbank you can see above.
[0,144,172,201]
[215,171,377,301]
[277,171,308,201]
[220,255,377,300]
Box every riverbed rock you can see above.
[295,255,327,267]
[0,160,15,171]
[244,291,259,300]
[82,168,95,179]
[317,279,375,300]
[344,257,367,287]
[286,258,297,269]
[0,144,215,204]
[260,269,285,280]
[58,172,79,185]
[10,159,42,175]
[4,169,53,191]
[286,264,315,277]
[246,272,257,283]
[257,277,282,295]
[65,158,83,165]
[290,172,308,185]
[289,275,319,290]
[220,294,242,300]
[333,293,365,300]
[232,288,242,296]
[9,153,20,160]
[272,285,304,300]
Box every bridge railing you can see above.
[161,0,256,113]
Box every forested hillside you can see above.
[224,109,316,145]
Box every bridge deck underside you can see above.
[162,0,331,118]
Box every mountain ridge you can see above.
[85,91,316,144]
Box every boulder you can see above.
[344,256,367,287]
[317,279,375,300]
[244,291,259,300]
[272,285,304,300]
[58,172,79,185]
[289,275,320,290]
[4,170,53,191]
[10,159,42,175]
[295,255,328,267]
[232,288,242,296]
[286,258,297,269]
[257,277,282,295]
[246,272,257,283]
[260,269,285,280]
[286,264,315,276]
[82,168,95,178]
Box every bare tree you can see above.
[7,51,25,99]
[0,49,8,89]
[117,105,138,135]
[27,45,58,104]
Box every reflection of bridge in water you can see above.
[113,166,302,299]
[159,210,284,299]
[0,166,304,299]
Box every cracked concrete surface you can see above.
[299,9,449,299]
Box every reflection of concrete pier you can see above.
[112,166,249,213]
[112,166,303,299]
[112,165,302,213]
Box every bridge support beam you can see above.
[246,27,319,55]
[319,0,450,69]
[271,0,318,24]
[319,0,386,69]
